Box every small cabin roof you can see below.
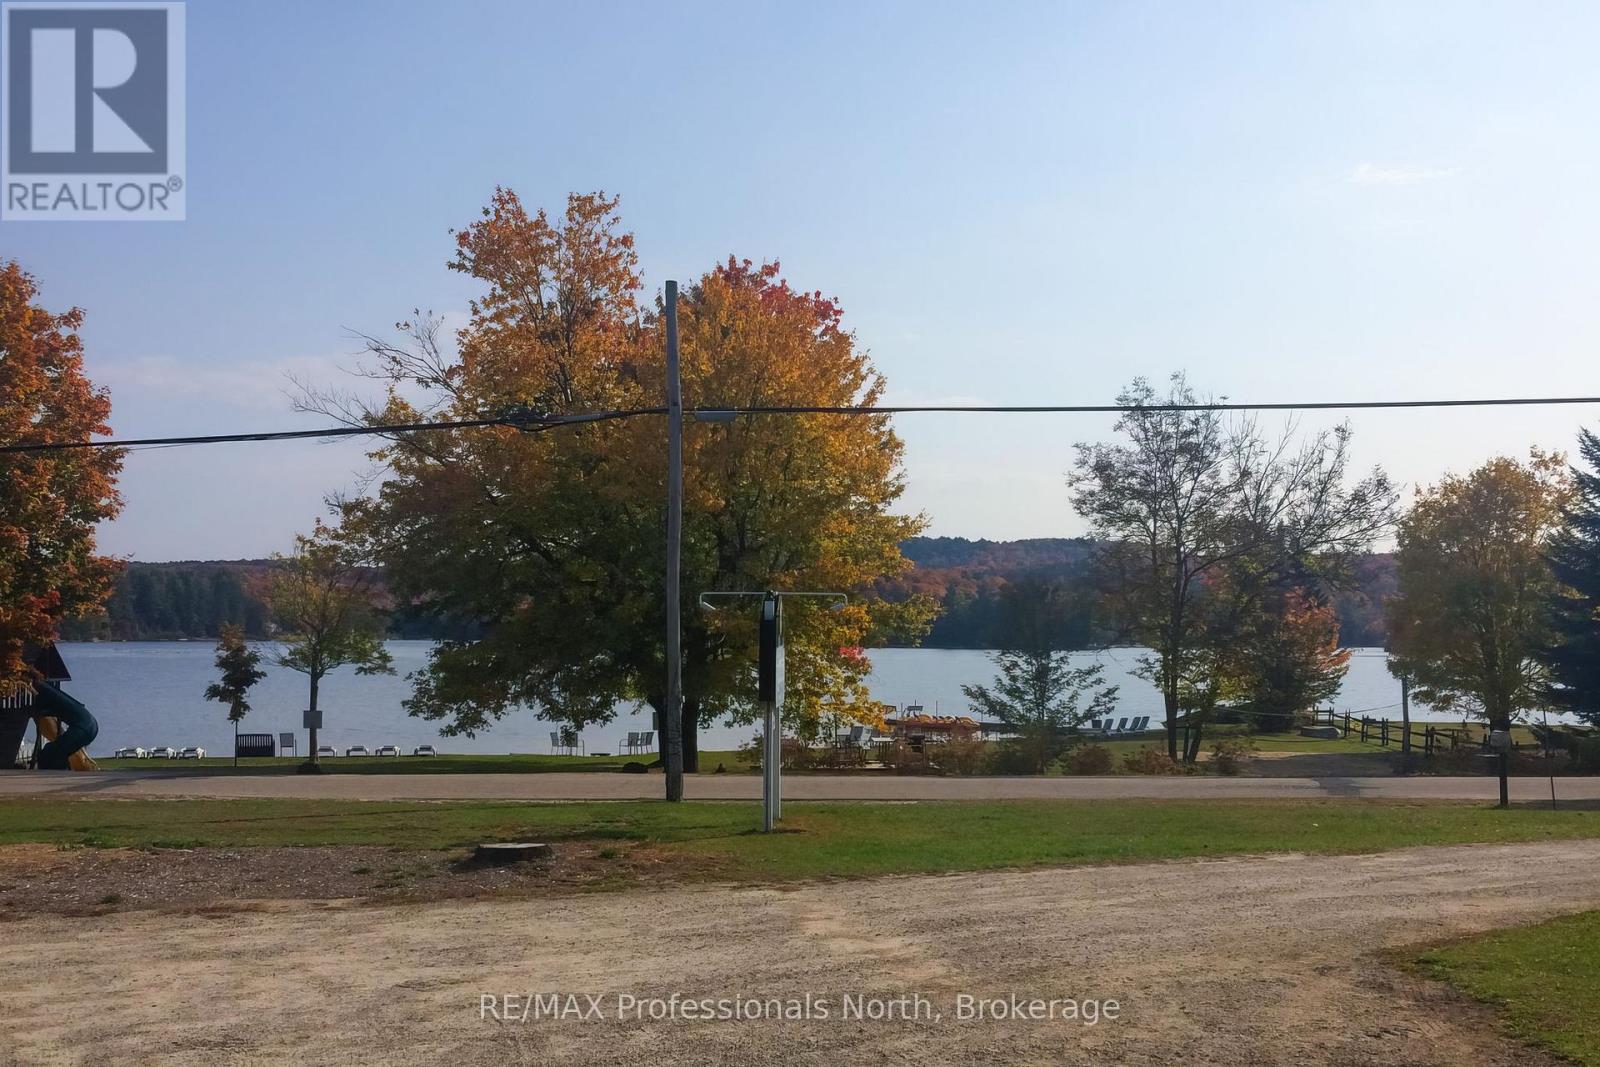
[25,643,70,682]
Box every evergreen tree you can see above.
[1543,429,1600,723]
[960,580,1119,774]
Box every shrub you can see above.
[1420,746,1489,775]
[1209,737,1258,776]
[1064,744,1115,775]
[883,740,934,775]
[1510,750,1567,775]
[988,741,1041,775]
[739,735,822,771]
[807,745,841,771]
[782,738,821,771]
[1568,735,1600,775]
[928,737,992,776]
[1249,710,1297,734]
[1122,746,1184,775]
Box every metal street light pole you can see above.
[663,281,685,802]
[700,591,846,831]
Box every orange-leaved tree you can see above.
[322,191,932,769]
[1232,586,1351,730]
[621,258,933,762]
[0,262,122,688]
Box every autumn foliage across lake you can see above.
[59,539,1396,649]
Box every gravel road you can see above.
[6,839,1598,1065]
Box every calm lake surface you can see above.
[43,642,1488,759]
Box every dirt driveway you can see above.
[6,840,1598,1066]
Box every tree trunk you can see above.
[307,674,320,767]
[646,696,701,773]
[1492,711,1512,808]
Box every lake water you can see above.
[37,642,1494,759]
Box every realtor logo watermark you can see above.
[1,1,185,220]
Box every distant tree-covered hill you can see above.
[878,536,1394,649]
[59,539,1395,648]
[58,560,275,641]
[875,537,1097,646]
[56,560,470,642]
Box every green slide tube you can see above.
[33,682,98,770]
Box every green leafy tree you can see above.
[1070,374,1396,761]
[1387,452,1569,740]
[1541,430,1600,723]
[204,623,266,763]
[204,623,265,723]
[961,580,1118,774]
[265,523,394,768]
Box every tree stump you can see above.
[474,842,553,864]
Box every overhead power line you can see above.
[0,408,664,455]
[4,394,1600,455]
[711,396,1600,414]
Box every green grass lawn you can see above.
[94,750,751,775]
[1414,911,1600,1065]
[6,797,1600,882]
[1091,731,1387,759]
[1245,734,1386,755]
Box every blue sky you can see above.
[10,0,1600,560]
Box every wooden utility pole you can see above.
[663,280,685,802]
[1400,673,1411,758]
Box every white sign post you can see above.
[759,594,784,831]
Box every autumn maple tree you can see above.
[1387,452,1570,732]
[0,262,122,689]
[1231,585,1351,730]
[322,190,931,769]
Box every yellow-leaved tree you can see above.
[1387,451,1571,731]
[323,191,933,769]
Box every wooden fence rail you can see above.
[1310,709,1540,757]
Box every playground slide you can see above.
[33,682,98,771]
